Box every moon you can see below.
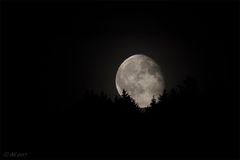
[115,54,165,108]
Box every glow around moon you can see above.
[115,54,165,108]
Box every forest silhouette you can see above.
[4,76,237,159]
[36,76,235,158]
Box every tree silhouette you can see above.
[159,89,168,103]
[114,89,140,113]
[64,76,233,156]
[17,76,236,157]
[149,95,157,107]
[73,76,204,118]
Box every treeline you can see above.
[54,76,234,156]
[22,76,236,157]
[71,76,203,116]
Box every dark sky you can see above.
[2,0,239,109]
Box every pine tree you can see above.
[150,95,157,107]
[121,89,139,112]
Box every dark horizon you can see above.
[2,75,239,159]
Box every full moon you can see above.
[115,54,165,108]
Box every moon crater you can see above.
[115,54,165,108]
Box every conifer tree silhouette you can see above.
[120,89,140,113]
[149,95,157,107]
[159,89,168,103]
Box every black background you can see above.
[1,0,239,159]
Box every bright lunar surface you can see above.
[115,54,165,108]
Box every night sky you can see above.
[2,0,239,159]
[3,0,238,108]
